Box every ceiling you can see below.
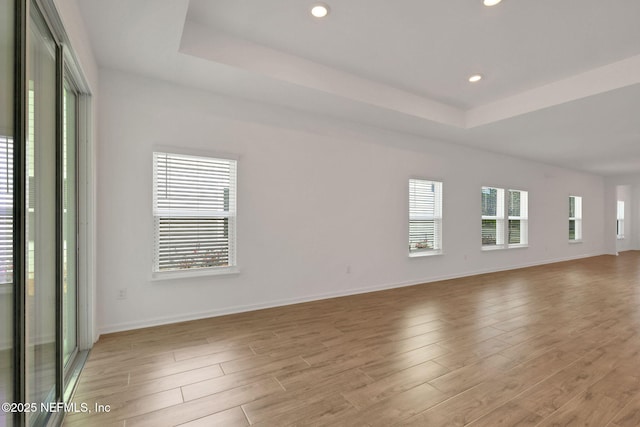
[76,0,640,176]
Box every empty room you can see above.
[2,0,640,426]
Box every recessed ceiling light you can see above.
[311,4,330,18]
[483,0,502,6]
[468,74,483,83]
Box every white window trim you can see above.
[151,265,240,281]
[408,178,443,257]
[152,150,238,278]
[482,186,529,250]
[481,186,505,249]
[617,200,625,240]
[569,195,583,243]
[507,189,528,249]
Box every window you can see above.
[617,200,625,239]
[569,196,582,241]
[153,152,237,274]
[508,190,528,245]
[409,179,442,256]
[481,187,504,247]
[482,187,528,249]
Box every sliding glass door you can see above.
[2,1,87,425]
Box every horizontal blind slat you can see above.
[0,137,13,284]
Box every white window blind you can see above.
[153,152,236,273]
[409,179,443,255]
[569,196,582,241]
[0,136,12,285]
[617,200,625,239]
[482,187,528,249]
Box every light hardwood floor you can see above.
[64,252,640,426]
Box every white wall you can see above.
[97,68,607,333]
[55,0,99,92]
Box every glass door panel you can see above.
[0,0,14,425]
[26,8,58,425]
[63,84,77,367]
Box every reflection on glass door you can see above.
[0,0,14,425]
[63,83,77,367]
[26,8,58,426]
[3,2,87,424]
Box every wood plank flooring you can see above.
[64,251,640,426]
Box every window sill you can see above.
[617,237,625,240]
[569,239,583,244]
[508,244,529,249]
[152,266,240,281]
[482,245,506,251]
[409,250,443,258]
[481,244,529,251]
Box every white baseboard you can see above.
[98,252,606,335]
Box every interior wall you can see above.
[97,68,607,334]
[54,0,99,91]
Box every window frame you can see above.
[481,186,528,250]
[617,200,625,240]
[507,189,528,247]
[408,178,443,257]
[481,186,505,249]
[569,195,583,242]
[152,149,239,279]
